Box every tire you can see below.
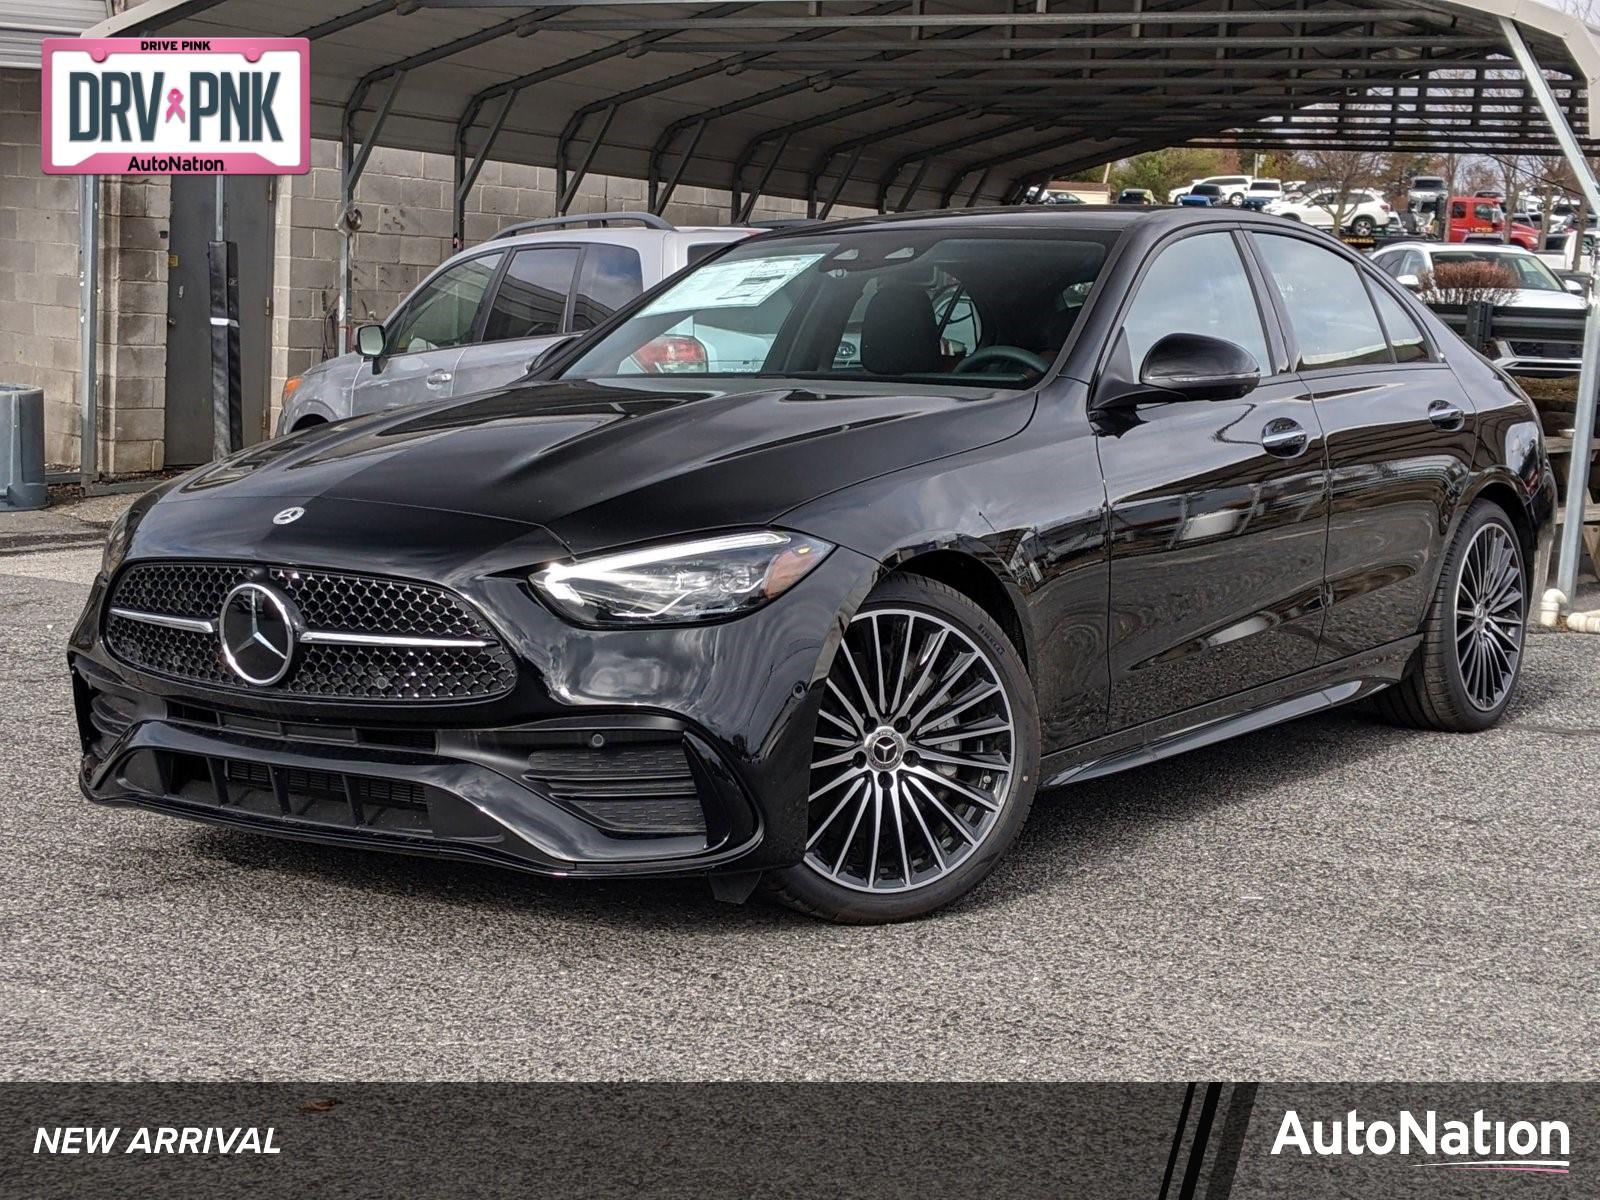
[1228,192,1244,207]
[1281,212,1303,222]
[765,573,1041,923]
[1350,215,1377,236]
[1374,500,1528,733]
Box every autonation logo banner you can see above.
[41,37,309,175]
[1273,1108,1571,1175]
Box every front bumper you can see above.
[70,542,876,880]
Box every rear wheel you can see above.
[1375,501,1527,732]
[766,574,1039,923]
[1349,215,1377,236]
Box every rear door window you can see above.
[481,247,580,342]
[571,244,644,332]
[1253,234,1391,370]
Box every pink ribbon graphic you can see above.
[164,88,185,123]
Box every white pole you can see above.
[1502,17,1600,602]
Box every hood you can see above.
[154,377,1036,555]
[1497,288,1587,310]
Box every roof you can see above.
[1,0,107,69]
[89,0,1600,213]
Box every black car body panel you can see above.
[70,207,1554,887]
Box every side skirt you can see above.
[1040,635,1420,790]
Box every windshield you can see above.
[1433,251,1563,292]
[559,230,1114,389]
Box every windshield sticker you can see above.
[642,253,825,314]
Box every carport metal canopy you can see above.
[85,0,1600,602]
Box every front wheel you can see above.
[766,574,1040,923]
[1349,215,1377,236]
[1375,501,1527,732]
[1228,192,1244,207]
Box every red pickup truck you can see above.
[1444,196,1539,250]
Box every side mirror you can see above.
[527,334,578,375]
[1139,333,1260,402]
[355,323,386,360]
[1565,279,1586,295]
[1397,273,1423,289]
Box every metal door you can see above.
[164,176,272,466]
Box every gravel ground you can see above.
[3,545,1598,1082]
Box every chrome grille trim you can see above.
[109,607,217,635]
[298,630,490,649]
[109,608,489,650]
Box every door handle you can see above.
[1261,417,1309,458]
[426,370,453,388]
[1427,399,1466,430]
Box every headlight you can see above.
[531,530,832,626]
[100,508,134,579]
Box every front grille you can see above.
[105,562,517,702]
[524,742,706,837]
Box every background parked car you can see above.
[1407,174,1450,209]
[1371,240,1586,376]
[1116,188,1156,205]
[1264,188,1394,234]
[1178,183,1226,206]
[277,214,756,433]
[1239,179,1284,211]
[1166,174,1252,205]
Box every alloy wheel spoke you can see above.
[888,775,912,887]
[907,775,979,846]
[866,787,884,889]
[904,651,977,731]
[911,746,1011,773]
[915,682,1002,736]
[830,789,871,877]
[904,763,1001,812]
[915,720,1011,747]
[870,613,889,717]
[809,765,866,803]
[903,782,946,872]
[825,678,867,734]
[808,778,866,849]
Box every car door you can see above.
[1096,229,1330,731]
[349,251,503,416]
[447,244,582,398]
[1247,230,1477,662]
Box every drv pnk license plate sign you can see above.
[41,38,309,175]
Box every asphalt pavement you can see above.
[3,531,1598,1082]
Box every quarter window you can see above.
[385,253,502,354]
[571,245,644,332]
[482,247,580,342]
[1122,233,1270,373]
[1254,235,1391,370]
[1371,287,1430,364]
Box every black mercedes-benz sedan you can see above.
[70,207,1554,923]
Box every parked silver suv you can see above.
[277,213,756,433]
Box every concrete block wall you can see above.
[0,67,171,473]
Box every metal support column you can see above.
[77,175,99,488]
[1502,17,1600,601]
[453,91,515,250]
[338,71,405,352]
